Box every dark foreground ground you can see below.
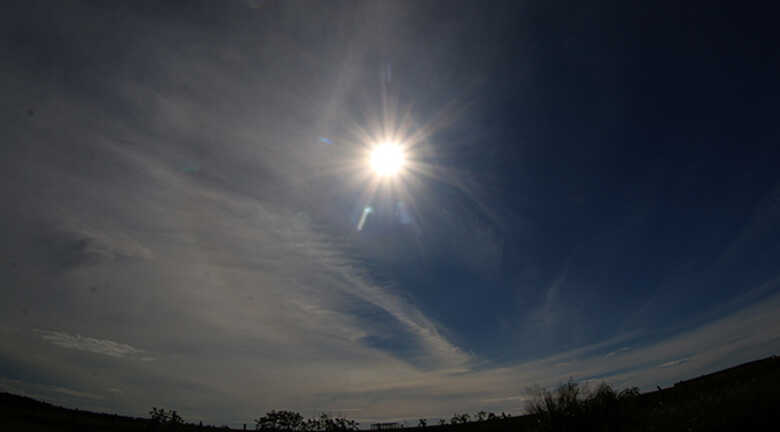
[2,355,779,432]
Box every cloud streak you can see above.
[35,330,145,359]
[658,358,689,368]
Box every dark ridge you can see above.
[673,355,779,387]
[2,355,779,431]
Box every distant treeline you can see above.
[254,411,358,431]
[251,409,513,431]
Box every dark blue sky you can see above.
[1,0,779,426]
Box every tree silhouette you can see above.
[255,410,305,432]
[149,408,184,429]
[169,411,184,426]
[150,407,169,424]
[449,413,470,425]
[254,411,358,432]
[316,413,359,431]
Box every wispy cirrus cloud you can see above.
[605,347,632,358]
[35,330,144,359]
[52,386,105,400]
[658,358,689,368]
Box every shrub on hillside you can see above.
[525,381,639,432]
[149,407,184,429]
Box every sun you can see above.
[369,141,406,177]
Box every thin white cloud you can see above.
[67,227,154,262]
[479,395,527,403]
[658,358,689,368]
[605,346,632,358]
[53,386,105,400]
[35,330,144,359]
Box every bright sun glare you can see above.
[370,142,406,177]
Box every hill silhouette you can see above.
[2,356,779,431]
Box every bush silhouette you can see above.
[449,413,470,425]
[255,411,305,432]
[313,413,359,431]
[254,411,358,432]
[525,381,639,432]
[149,407,184,429]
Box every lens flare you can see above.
[357,206,373,231]
[369,142,405,177]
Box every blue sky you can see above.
[1,0,779,426]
